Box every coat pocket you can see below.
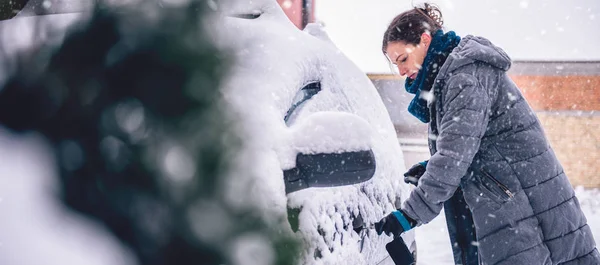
[479,168,514,203]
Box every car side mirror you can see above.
[283,112,376,194]
[284,150,375,194]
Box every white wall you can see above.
[315,0,600,73]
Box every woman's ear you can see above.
[421,32,432,47]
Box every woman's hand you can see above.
[374,210,416,238]
[404,161,427,186]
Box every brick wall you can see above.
[276,0,315,29]
[535,113,600,188]
[277,0,303,29]
[511,75,600,111]
[511,74,600,188]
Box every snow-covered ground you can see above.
[415,187,600,265]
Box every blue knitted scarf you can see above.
[405,30,461,123]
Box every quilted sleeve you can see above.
[402,73,491,225]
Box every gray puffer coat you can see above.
[401,35,600,265]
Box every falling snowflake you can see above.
[519,1,528,8]
[207,0,218,10]
[420,90,435,103]
[281,0,293,9]
[42,0,52,9]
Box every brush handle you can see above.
[385,236,415,265]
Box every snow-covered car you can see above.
[0,0,416,264]
[211,0,415,264]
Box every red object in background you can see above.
[276,0,315,29]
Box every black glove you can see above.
[403,161,427,186]
[374,210,416,238]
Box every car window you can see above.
[0,1,89,86]
[1,0,94,21]
[284,81,321,125]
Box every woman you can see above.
[374,3,599,265]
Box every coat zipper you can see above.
[481,170,514,199]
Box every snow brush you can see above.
[386,236,415,265]
[357,224,415,265]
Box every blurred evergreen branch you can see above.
[0,1,299,264]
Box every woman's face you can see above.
[385,33,431,79]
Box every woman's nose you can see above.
[398,67,407,76]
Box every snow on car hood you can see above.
[209,0,413,264]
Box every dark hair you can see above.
[382,3,444,53]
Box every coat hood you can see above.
[439,35,512,76]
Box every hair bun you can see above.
[382,2,445,51]
[420,3,443,28]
